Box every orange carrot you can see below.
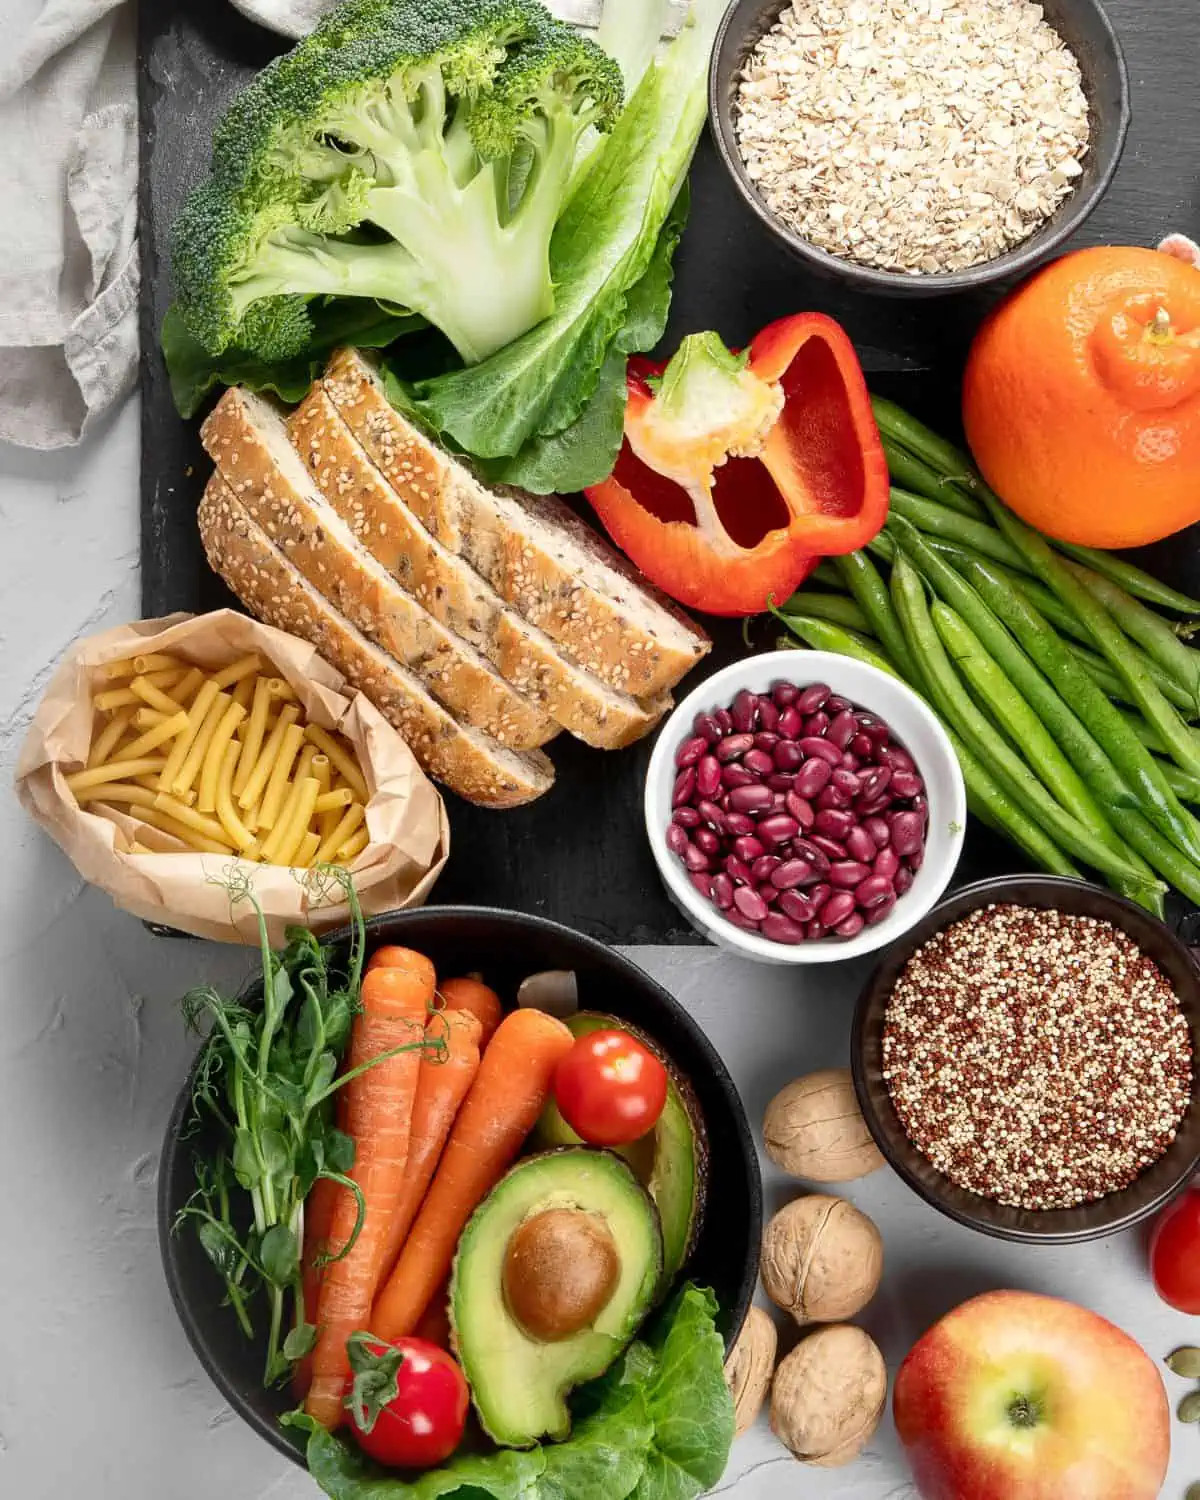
[371,1008,575,1344]
[375,1008,482,1292]
[412,1279,453,1350]
[439,976,503,1046]
[293,1172,340,1399]
[367,945,437,989]
[305,965,432,1428]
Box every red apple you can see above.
[894,1290,1169,1500]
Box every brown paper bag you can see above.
[14,611,450,944]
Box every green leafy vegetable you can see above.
[283,1284,732,1500]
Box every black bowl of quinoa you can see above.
[851,876,1200,1243]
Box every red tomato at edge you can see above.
[555,1030,668,1147]
[1151,1188,1200,1313]
[346,1337,468,1469]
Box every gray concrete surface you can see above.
[3,403,1198,1498]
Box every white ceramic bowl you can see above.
[644,651,967,964]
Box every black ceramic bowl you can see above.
[852,876,1200,1243]
[709,0,1131,296]
[158,906,762,1465]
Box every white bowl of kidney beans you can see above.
[645,652,966,963]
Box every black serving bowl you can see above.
[159,906,762,1465]
[709,0,1131,297]
[852,876,1200,1243]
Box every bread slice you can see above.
[198,478,555,809]
[322,347,711,699]
[289,387,670,750]
[201,389,558,752]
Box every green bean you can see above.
[777,594,872,635]
[867,532,895,565]
[1068,643,1198,717]
[1054,541,1200,617]
[888,554,1162,897]
[810,559,845,589]
[881,441,984,519]
[1154,759,1200,807]
[774,612,1079,877]
[945,542,1200,863]
[872,398,983,501]
[1063,561,1200,717]
[888,492,1028,570]
[834,551,917,680]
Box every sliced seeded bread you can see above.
[321,347,711,699]
[201,389,558,752]
[288,387,671,750]
[198,478,555,809]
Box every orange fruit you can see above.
[963,246,1200,549]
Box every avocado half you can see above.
[532,1012,708,1283]
[450,1148,662,1448]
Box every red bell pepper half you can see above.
[585,314,890,616]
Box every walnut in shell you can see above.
[770,1324,887,1466]
[724,1306,777,1437]
[760,1196,883,1325]
[763,1070,884,1182]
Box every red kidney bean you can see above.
[786,792,816,829]
[826,695,851,714]
[894,864,914,895]
[771,859,814,890]
[794,840,832,874]
[796,683,831,714]
[907,845,925,871]
[675,735,707,768]
[667,823,689,856]
[809,834,848,861]
[865,891,898,926]
[732,834,765,864]
[802,712,831,738]
[715,707,735,733]
[891,770,924,799]
[762,884,780,906]
[806,920,827,940]
[864,814,890,847]
[807,882,832,911]
[751,854,783,883]
[696,755,722,799]
[743,748,775,777]
[855,793,893,818]
[693,712,721,742]
[821,890,857,927]
[857,766,891,801]
[831,767,862,796]
[872,846,900,882]
[911,793,929,818]
[722,764,757,790]
[817,784,851,811]
[716,733,754,763]
[855,874,894,909]
[732,690,759,733]
[839,752,861,772]
[758,814,800,846]
[845,826,877,864]
[773,682,800,707]
[815,807,855,840]
[758,698,780,733]
[694,827,721,856]
[733,885,769,922]
[779,889,818,922]
[766,773,796,792]
[726,908,763,932]
[828,709,858,748]
[829,860,871,888]
[754,732,781,753]
[770,791,788,812]
[798,737,842,766]
[710,873,735,910]
[878,743,914,773]
[835,912,866,938]
[793,758,833,799]
[777,704,803,739]
[850,732,874,758]
[726,780,774,816]
[683,844,711,874]
[724,855,753,885]
[673,768,696,807]
[890,811,924,856]
[673,807,701,831]
[692,797,720,827]
[723,810,756,837]
[689,871,713,899]
[762,912,805,944]
[774,740,805,772]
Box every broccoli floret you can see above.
[173,0,622,364]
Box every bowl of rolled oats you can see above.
[851,875,1200,1242]
[710,0,1131,293]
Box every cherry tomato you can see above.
[554,1029,668,1147]
[344,1336,468,1469]
[1151,1188,1200,1313]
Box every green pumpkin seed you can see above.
[1168,1348,1200,1379]
[1178,1391,1200,1424]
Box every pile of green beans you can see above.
[772,398,1200,918]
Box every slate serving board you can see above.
[138,0,1200,943]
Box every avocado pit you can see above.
[503,1208,620,1342]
